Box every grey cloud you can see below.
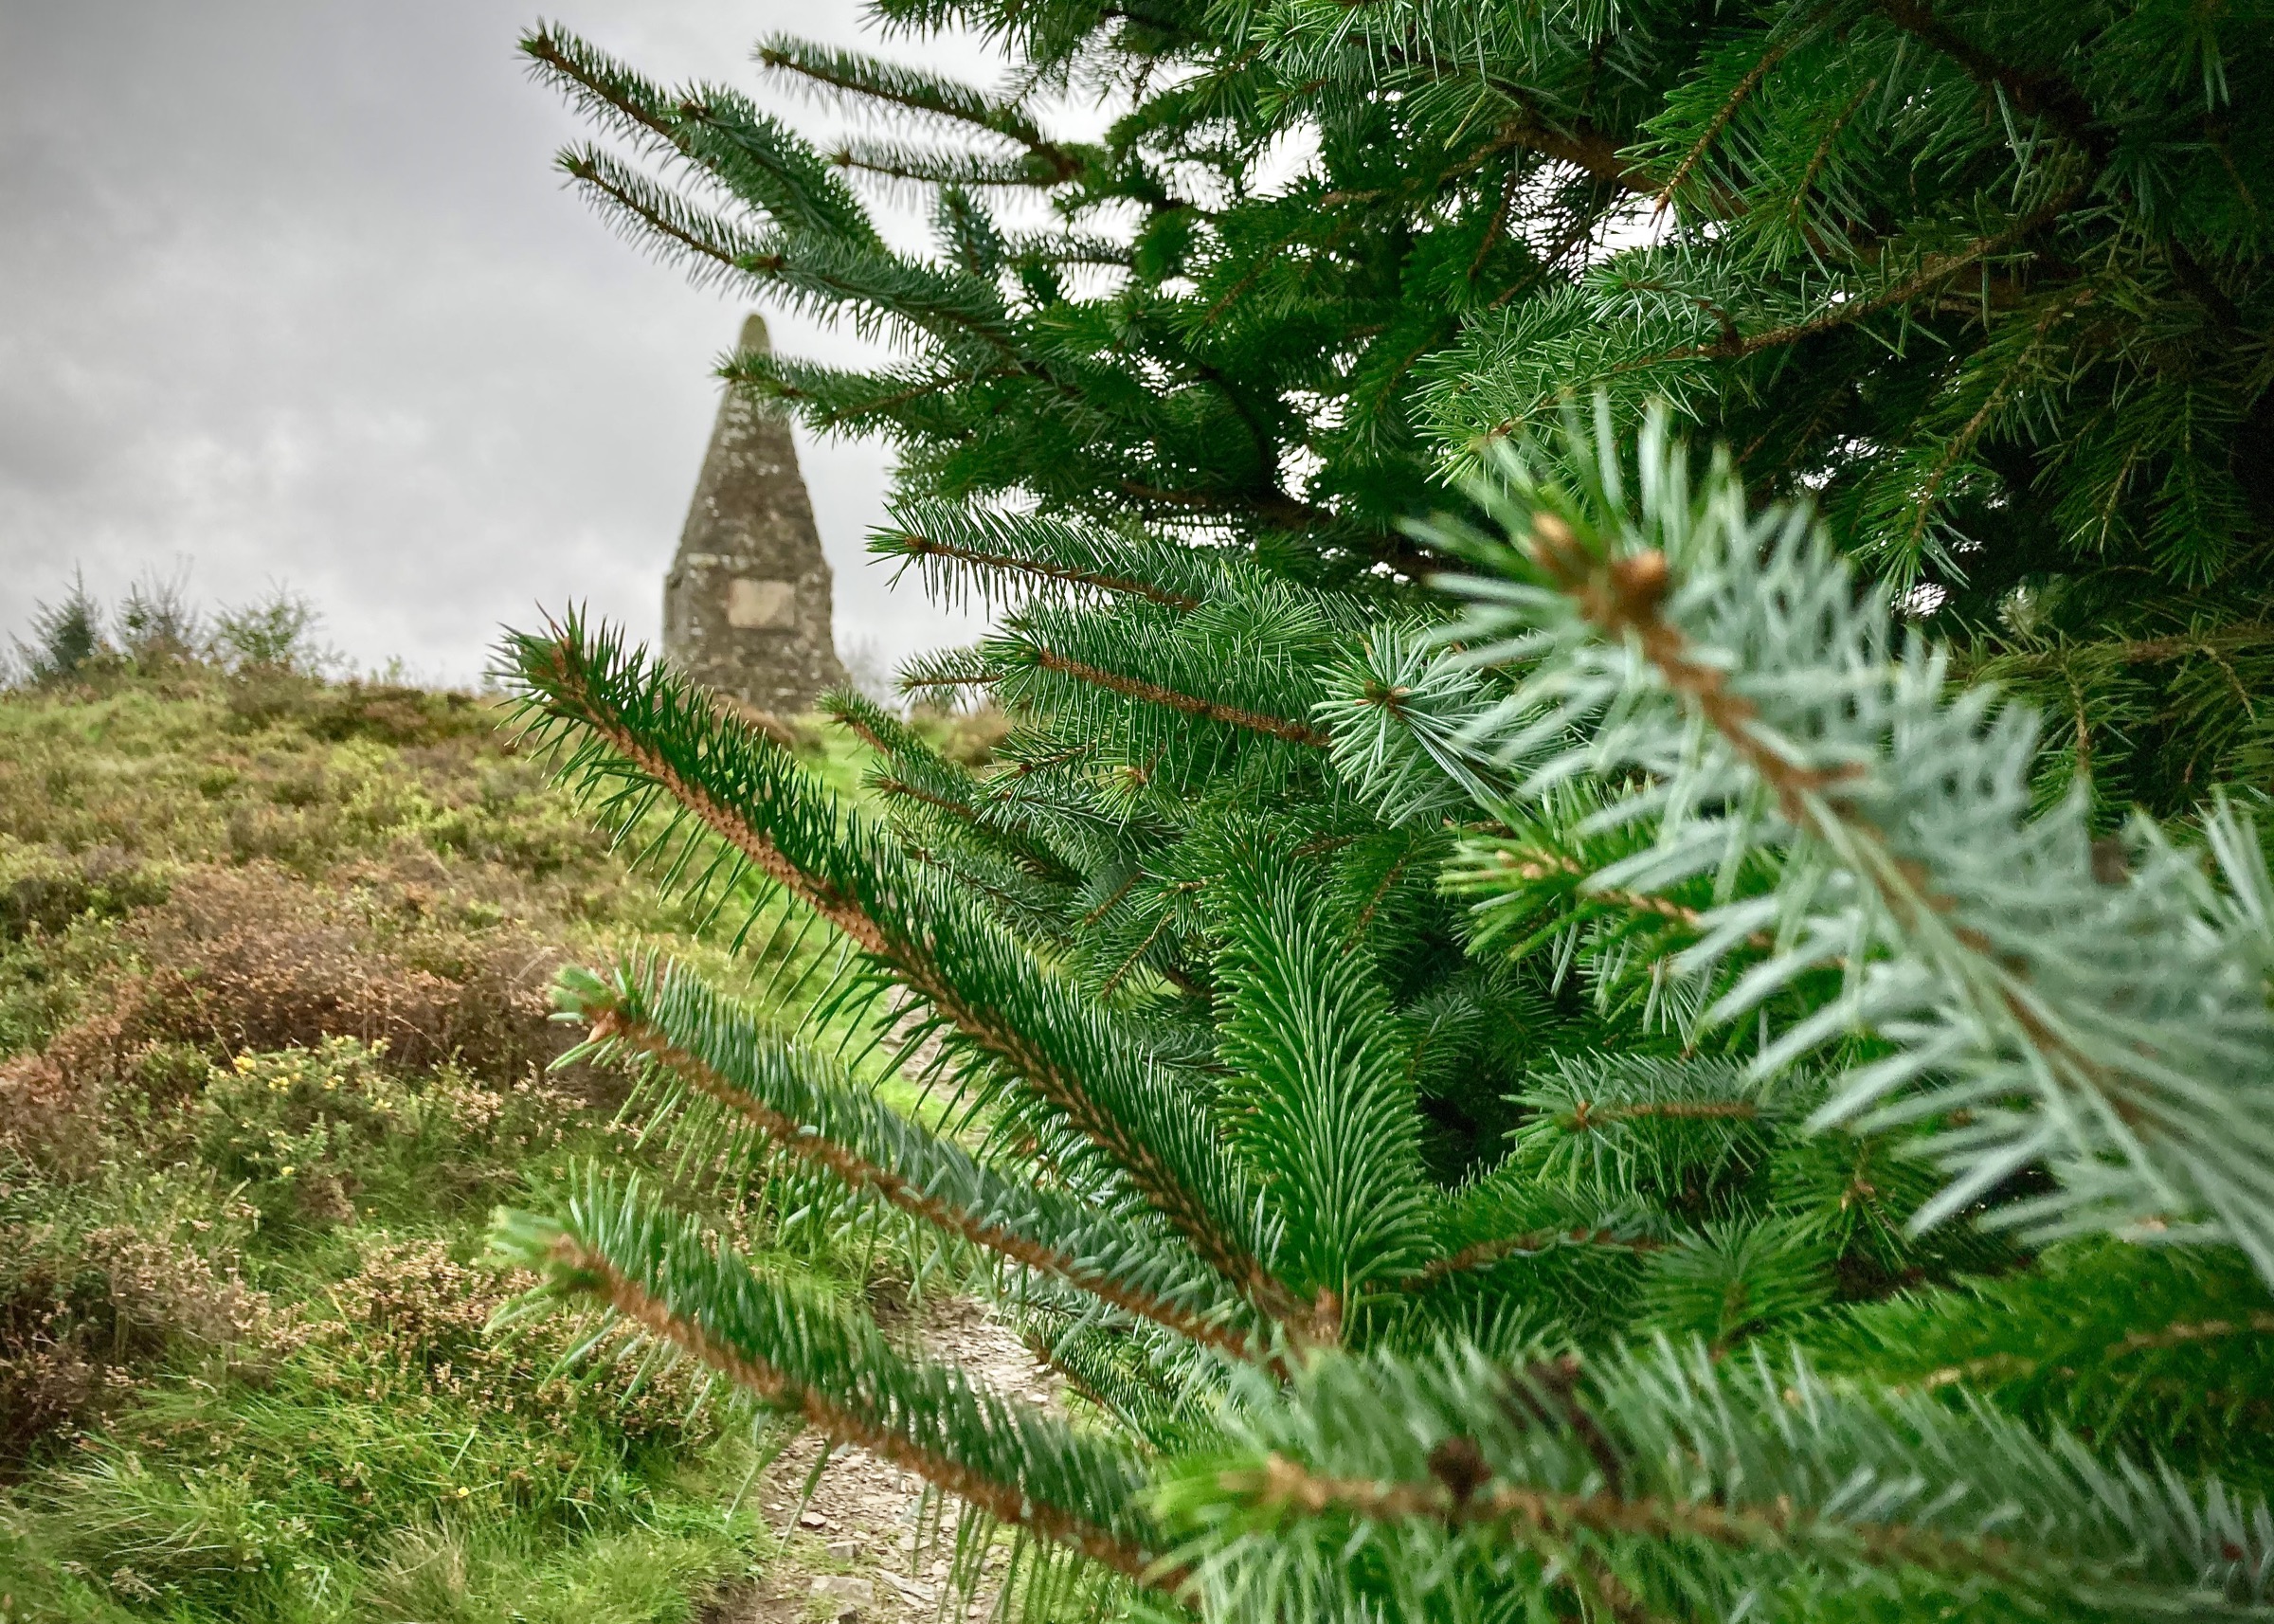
[0,0,994,685]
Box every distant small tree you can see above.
[117,570,203,670]
[209,586,330,676]
[13,571,110,686]
[839,636,902,710]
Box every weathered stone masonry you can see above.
[662,313,849,713]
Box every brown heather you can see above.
[0,1220,299,1458]
[0,661,740,1466]
[322,1237,713,1445]
[0,656,949,1623]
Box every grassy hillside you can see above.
[0,659,981,1624]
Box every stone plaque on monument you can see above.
[662,313,849,713]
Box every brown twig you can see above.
[522,630,1307,1326]
[587,1000,1279,1371]
[1028,647,1333,749]
[885,530,1202,610]
[559,1238,1183,1588]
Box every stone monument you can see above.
[663,313,848,713]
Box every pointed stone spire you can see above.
[662,313,849,713]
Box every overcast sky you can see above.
[0,1,1017,686]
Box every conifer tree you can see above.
[520,0,2271,810]
[494,406,2274,1618]
[496,4,2274,1618]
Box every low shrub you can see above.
[0,1188,289,1462]
[224,671,490,748]
[324,1236,717,1444]
[190,1038,584,1232]
[111,865,568,1085]
[0,840,170,943]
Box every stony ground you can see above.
[707,1301,1064,1624]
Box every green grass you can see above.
[0,659,978,1624]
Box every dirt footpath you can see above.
[701,1298,1066,1623]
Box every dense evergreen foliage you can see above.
[504,4,2274,1619]
[524,0,2271,812]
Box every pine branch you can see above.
[1159,1341,2274,1617]
[1112,478,1352,544]
[1507,1055,1783,1202]
[758,35,1054,154]
[1873,0,2109,169]
[1025,644,1332,749]
[819,690,1087,888]
[560,147,781,292]
[502,614,1306,1326]
[521,24,682,156]
[1438,785,1792,1018]
[722,352,988,435]
[1400,1225,1665,1291]
[493,1179,1182,1588]
[1817,1238,2274,1489]
[558,149,1024,360]
[897,643,1002,697]
[871,500,1227,612]
[1319,622,1519,823]
[1637,181,2087,371]
[526,27,880,247]
[1207,857,1432,1320]
[999,586,1360,774]
[831,136,1072,189]
[668,85,883,248]
[556,958,1279,1368]
[1430,403,2274,1277]
[1647,10,1834,215]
